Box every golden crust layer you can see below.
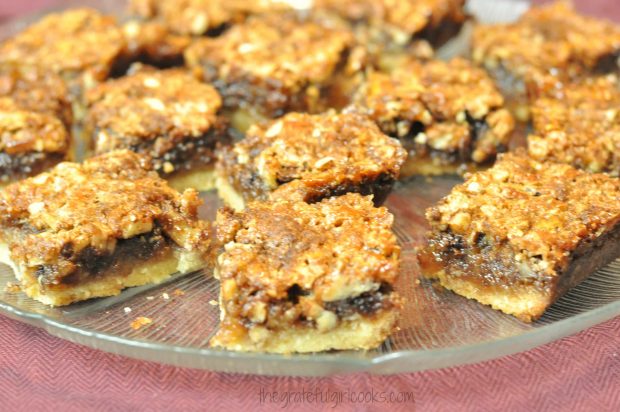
[213,194,401,352]
[129,0,291,36]
[185,12,361,117]
[217,111,406,204]
[426,151,620,275]
[528,74,620,175]
[352,58,514,169]
[472,1,620,80]
[0,9,126,90]
[0,150,211,283]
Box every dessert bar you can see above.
[0,150,211,306]
[85,66,229,191]
[0,8,127,105]
[351,58,514,176]
[122,20,192,69]
[472,1,620,121]
[0,65,72,129]
[216,111,406,210]
[419,152,620,322]
[528,74,620,176]
[184,12,365,131]
[211,193,402,353]
[315,0,466,48]
[0,99,70,186]
[129,0,290,36]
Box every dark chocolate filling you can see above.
[0,152,65,184]
[36,226,169,288]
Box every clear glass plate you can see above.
[1,0,618,377]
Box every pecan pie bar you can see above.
[0,99,69,186]
[419,152,620,322]
[472,1,620,121]
[351,58,514,176]
[0,8,127,107]
[85,67,229,191]
[0,150,211,306]
[528,74,620,176]
[184,12,365,132]
[315,0,466,47]
[129,0,291,36]
[0,65,72,130]
[211,193,402,353]
[122,20,192,69]
[215,111,406,210]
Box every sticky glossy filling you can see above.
[33,226,173,289]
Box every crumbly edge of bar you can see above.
[420,218,620,321]
[0,242,204,306]
[210,309,399,353]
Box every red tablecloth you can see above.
[0,0,619,410]
[1,314,618,411]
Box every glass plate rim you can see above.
[1,0,619,377]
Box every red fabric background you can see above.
[0,314,618,411]
[0,1,619,410]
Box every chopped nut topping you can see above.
[217,111,406,203]
[0,150,211,282]
[528,74,620,175]
[473,2,620,81]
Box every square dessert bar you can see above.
[315,0,466,47]
[129,0,291,36]
[0,65,72,130]
[184,12,365,131]
[419,152,620,322]
[85,67,229,191]
[215,111,407,210]
[0,150,211,306]
[0,99,69,186]
[352,58,514,176]
[122,20,192,69]
[0,8,127,105]
[472,1,620,121]
[528,74,620,176]
[211,193,402,353]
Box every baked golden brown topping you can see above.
[217,194,399,301]
[214,193,401,350]
[0,65,72,128]
[122,20,192,68]
[185,12,362,117]
[427,151,620,273]
[0,100,68,157]
[85,67,228,175]
[129,0,291,36]
[528,75,620,175]
[0,8,126,92]
[315,0,465,44]
[352,58,514,168]
[0,150,211,282]
[217,111,406,204]
[473,1,620,80]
